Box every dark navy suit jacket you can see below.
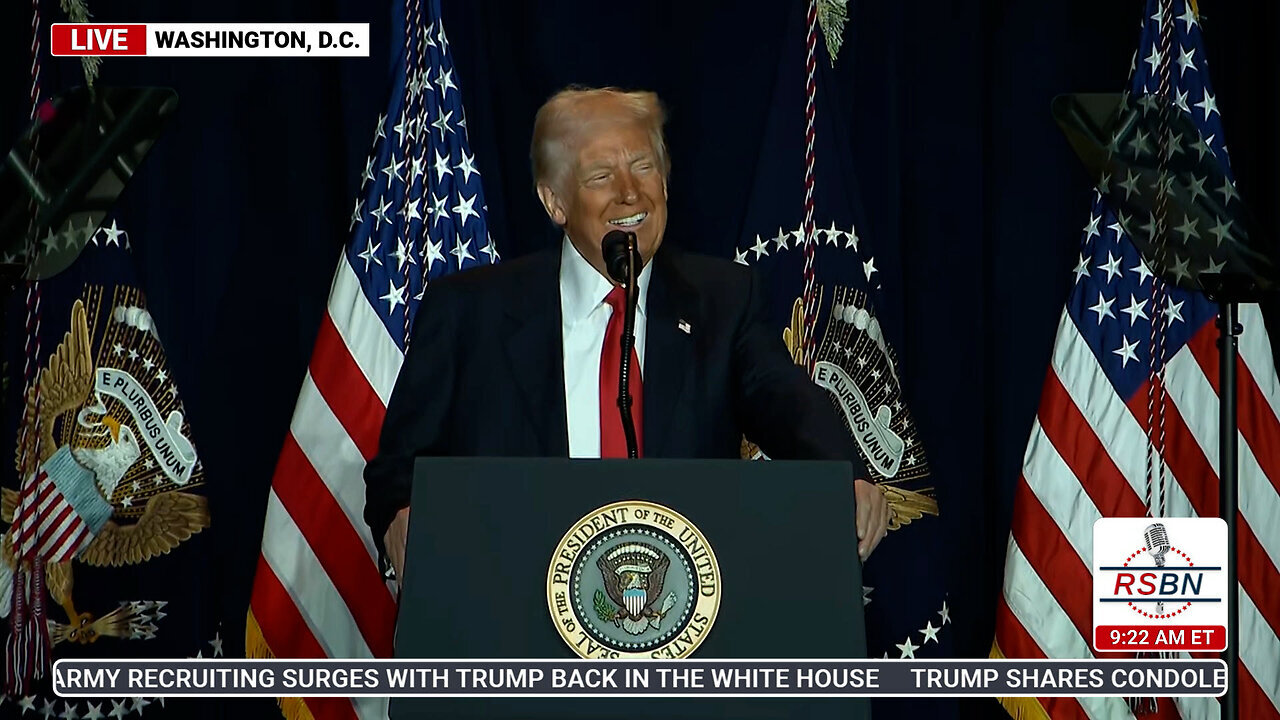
[363,243,868,548]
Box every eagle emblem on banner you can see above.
[736,226,939,532]
[2,287,209,647]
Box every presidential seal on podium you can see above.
[547,500,721,659]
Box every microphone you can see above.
[600,230,640,459]
[1143,523,1171,614]
[602,230,641,285]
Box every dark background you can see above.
[2,1,1276,718]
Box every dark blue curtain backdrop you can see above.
[2,1,1277,718]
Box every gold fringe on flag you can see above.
[990,639,1051,720]
[245,608,317,720]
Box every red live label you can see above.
[50,24,147,56]
[1096,625,1225,651]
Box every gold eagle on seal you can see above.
[741,296,938,531]
[1,299,210,644]
[596,542,677,635]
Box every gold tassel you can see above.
[245,609,317,720]
[990,639,1052,720]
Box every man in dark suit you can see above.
[365,87,889,579]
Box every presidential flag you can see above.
[2,219,216,719]
[726,0,951,679]
[993,2,1280,718]
[244,1,497,718]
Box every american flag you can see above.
[246,1,496,718]
[993,2,1280,719]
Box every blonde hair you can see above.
[530,86,669,193]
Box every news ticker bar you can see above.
[55,659,1227,698]
[50,23,370,57]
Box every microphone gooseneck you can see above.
[601,230,640,459]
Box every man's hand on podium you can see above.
[385,507,411,582]
[855,479,889,562]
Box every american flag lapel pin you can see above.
[677,319,691,334]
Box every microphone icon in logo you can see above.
[1143,523,1171,615]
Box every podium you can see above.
[392,457,871,719]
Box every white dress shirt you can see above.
[559,235,652,458]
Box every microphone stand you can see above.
[1201,272,1252,720]
[616,233,640,459]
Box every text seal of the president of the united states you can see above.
[547,500,721,659]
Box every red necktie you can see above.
[600,286,643,458]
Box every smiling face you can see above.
[536,102,668,281]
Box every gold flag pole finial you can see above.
[816,0,849,67]
[59,0,101,89]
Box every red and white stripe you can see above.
[11,469,93,564]
[995,307,1280,719]
[248,254,401,720]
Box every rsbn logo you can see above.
[1100,523,1221,619]
[1092,517,1227,653]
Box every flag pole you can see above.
[1219,300,1239,720]
[1202,272,1251,720]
